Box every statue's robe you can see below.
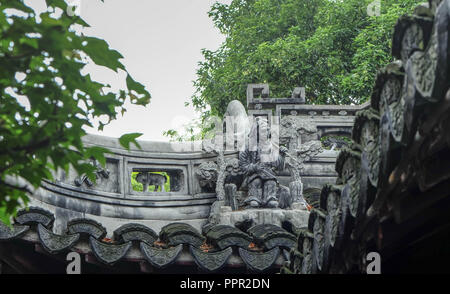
[239,149,285,205]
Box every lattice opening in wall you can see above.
[130,168,185,193]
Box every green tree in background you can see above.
[0,0,150,223]
[165,0,422,141]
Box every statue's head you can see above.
[135,172,146,183]
[224,100,250,148]
[195,161,218,183]
[248,116,271,151]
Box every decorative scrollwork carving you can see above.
[140,243,183,269]
[353,110,381,187]
[74,159,110,187]
[238,247,280,272]
[190,245,233,272]
[195,161,218,193]
[38,224,79,254]
[89,236,132,265]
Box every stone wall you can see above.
[282,0,450,274]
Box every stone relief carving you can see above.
[196,161,219,193]
[74,158,110,187]
[280,115,323,206]
[280,116,318,150]
[136,172,167,192]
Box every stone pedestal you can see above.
[216,207,309,228]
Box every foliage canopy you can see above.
[0,0,150,222]
[166,0,423,141]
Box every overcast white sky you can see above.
[29,0,231,141]
[83,0,233,141]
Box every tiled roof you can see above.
[282,0,450,274]
[0,207,299,273]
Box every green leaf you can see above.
[82,37,125,72]
[126,74,150,105]
[20,37,39,49]
[85,146,110,167]
[119,133,142,150]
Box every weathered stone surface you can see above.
[225,99,251,140]
[216,208,310,229]
[291,87,306,102]
[140,242,183,269]
[319,184,342,271]
[278,185,293,209]
[159,223,205,248]
[335,147,361,225]
[8,0,448,277]
[288,248,304,274]
[289,181,303,204]
[224,184,238,211]
[89,236,132,265]
[190,245,233,272]
[247,224,296,250]
[66,218,107,240]
[308,210,326,272]
[206,224,252,249]
[37,224,80,254]
[204,200,225,229]
[415,109,450,191]
[195,161,218,193]
[74,158,110,188]
[239,117,286,209]
[238,247,280,272]
[352,109,380,187]
[298,230,314,274]
[113,223,158,245]
[280,116,319,149]
[371,61,405,142]
[0,221,29,241]
[281,0,450,275]
[234,218,255,233]
[392,15,433,64]
[15,207,55,229]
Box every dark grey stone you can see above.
[89,236,132,265]
[206,224,252,249]
[15,207,54,229]
[159,223,205,248]
[0,221,29,241]
[113,223,158,244]
[66,218,107,240]
[190,245,233,272]
[140,242,183,269]
[238,247,280,272]
[38,224,80,254]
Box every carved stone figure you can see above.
[74,159,110,187]
[196,161,218,193]
[136,172,167,192]
[224,99,251,151]
[224,158,243,188]
[280,116,318,149]
[279,115,323,207]
[239,117,288,208]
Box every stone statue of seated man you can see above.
[239,118,287,208]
